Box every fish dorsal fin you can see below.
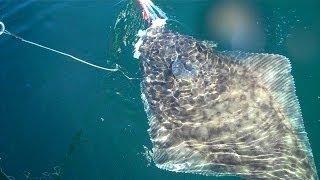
[220,51,312,152]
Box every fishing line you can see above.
[117,64,141,80]
[0,21,140,80]
[112,0,127,8]
[0,21,4,36]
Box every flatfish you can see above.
[134,1,318,179]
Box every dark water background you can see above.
[0,0,319,179]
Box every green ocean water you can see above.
[0,0,319,179]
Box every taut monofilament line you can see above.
[0,20,119,73]
[0,19,144,80]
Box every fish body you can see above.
[136,25,318,179]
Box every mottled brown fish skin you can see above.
[138,28,318,179]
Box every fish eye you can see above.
[171,58,196,80]
[171,58,184,77]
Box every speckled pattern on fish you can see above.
[137,26,318,179]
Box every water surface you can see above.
[0,0,319,179]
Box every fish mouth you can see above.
[137,0,167,23]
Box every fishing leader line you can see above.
[0,21,139,80]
